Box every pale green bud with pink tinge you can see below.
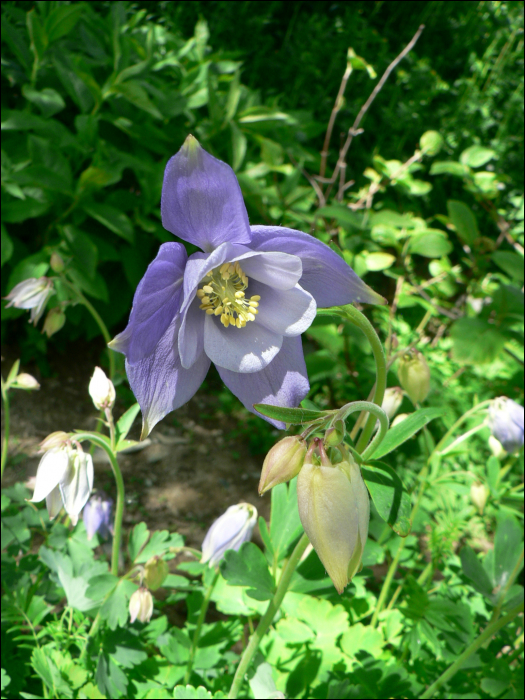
[297,442,369,594]
[144,556,169,591]
[324,419,345,448]
[11,373,40,390]
[129,587,154,623]
[382,387,404,419]
[43,307,66,338]
[258,435,307,494]
[470,482,489,515]
[89,367,116,411]
[397,349,430,405]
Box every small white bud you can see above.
[129,587,153,623]
[470,483,488,514]
[11,373,40,390]
[89,367,116,411]
[201,503,258,567]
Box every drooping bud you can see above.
[488,397,524,454]
[391,413,410,427]
[258,436,307,494]
[129,587,153,624]
[144,556,169,591]
[297,442,369,594]
[381,387,404,419]
[324,419,345,447]
[201,503,257,567]
[50,252,65,273]
[88,367,116,411]
[4,277,55,325]
[397,349,430,405]
[83,493,113,540]
[39,431,70,451]
[470,483,488,515]
[43,307,66,337]
[11,373,40,390]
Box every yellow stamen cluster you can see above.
[197,261,261,329]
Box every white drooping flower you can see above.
[4,277,55,325]
[88,367,116,410]
[201,502,258,567]
[30,441,94,525]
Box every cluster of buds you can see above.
[259,432,369,593]
[397,349,430,405]
[30,432,94,525]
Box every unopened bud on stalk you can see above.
[39,431,70,451]
[43,307,66,337]
[382,387,404,419]
[89,367,116,410]
[129,587,153,623]
[397,349,430,405]
[201,502,257,567]
[324,419,345,448]
[144,556,169,591]
[470,483,488,515]
[297,440,369,594]
[50,252,65,273]
[11,373,40,390]
[259,435,307,494]
[488,435,506,460]
[392,413,410,427]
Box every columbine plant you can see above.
[109,136,384,438]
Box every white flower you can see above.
[129,587,153,623]
[201,503,258,567]
[88,367,116,410]
[30,444,94,525]
[5,277,54,325]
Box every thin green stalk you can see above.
[75,433,124,576]
[228,533,309,699]
[435,400,491,454]
[184,570,219,684]
[1,378,10,483]
[439,423,487,456]
[332,400,389,461]
[421,602,524,699]
[61,276,115,380]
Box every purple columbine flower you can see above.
[488,397,524,454]
[109,136,384,437]
[83,493,114,540]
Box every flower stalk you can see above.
[184,570,220,684]
[1,377,10,483]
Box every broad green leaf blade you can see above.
[362,461,412,536]
[460,546,494,599]
[371,408,443,459]
[253,403,329,424]
[128,522,150,562]
[493,515,523,590]
[115,403,141,445]
[269,480,303,560]
[450,317,506,364]
[220,542,274,600]
[447,200,479,245]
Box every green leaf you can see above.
[460,145,496,168]
[27,9,48,62]
[253,403,329,424]
[317,205,366,230]
[450,317,506,364]
[361,461,412,536]
[364,252,396,271]
[44,5,83,43]
[53,55,95,113]
[1,225,14,267]
[31,648,70,696]
[492,251,524,283]
[447,200,479,245]
[372,408,443,459]
[258,516,274,558]
[99,580,140,630]
[408,230,453,258]
[128,522,150,562]
[340,623,384,658]
[460,546,494,599]
[248,662,279,700]
[430,161,470,177]
[420,130,444,155]
[109,82,163,120]
[21,85,66,118]
[173,685,226,699]
[269,479,303,560]
[493,515,523,590]
[63,226,98,279]
[83,202,134,242]
[67,266,108,302]
[220,542,274,600]
[135,530,183,563]
[115,403,141,445]
[96,653,128,698]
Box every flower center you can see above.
[197,261,260,329]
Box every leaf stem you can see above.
[421,602,524,699]
[228,533,309,698]
[1,378,10,483]
[184,570,220,684]
[75,432,124,576]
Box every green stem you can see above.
[75,433,124,576]
[435,400,491,454]
[61,276,115,380]
[228,533,309,699]
[1,378,10,483]
[332,400,389,461]
[184,570,219,684]
[421,602,524,699]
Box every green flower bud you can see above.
[297,442,369,594]
[43,307,66,337]
[488,435,505,459]
[470,482,488,515]
[129,587,153,624]
[50,252,65,273]
[397,349,430,405]
[258,436,307,495]
[144,556,169,591]
[324,419,345,447]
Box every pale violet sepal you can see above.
[488,397,524,454]
[201,503,258,567]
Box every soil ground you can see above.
[1,338,274,552]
